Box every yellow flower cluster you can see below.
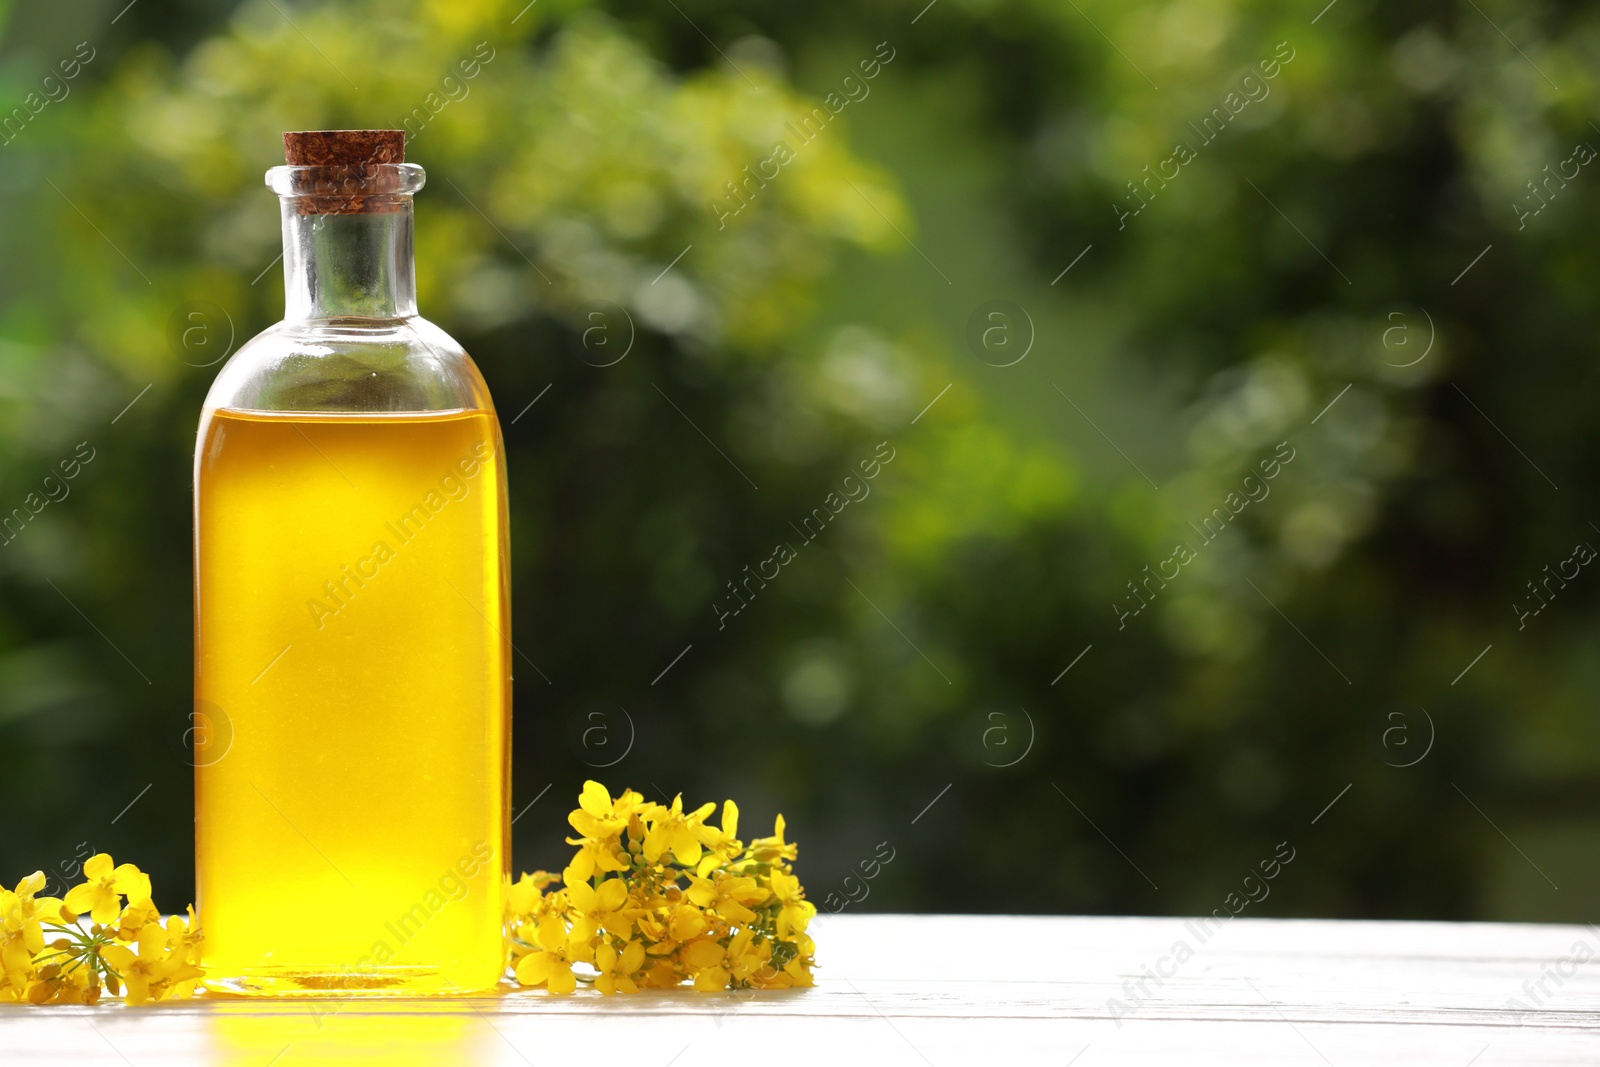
[507,781,817,994]
[0,854,202,1005]
[5,785,814,1003]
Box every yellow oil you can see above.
[194,408,510,995]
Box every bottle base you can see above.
[204,967,504,997]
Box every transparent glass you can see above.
[193,163,510,995]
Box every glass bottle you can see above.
[194,131,509,995]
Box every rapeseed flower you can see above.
[508,782,816,995]
[1,856,201,1005]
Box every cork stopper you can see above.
[280,130,410,215]
[283,130,405,167]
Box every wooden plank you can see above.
[3,915,1599,1065]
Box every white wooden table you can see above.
[4,914,1598,1065]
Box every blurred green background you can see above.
[2,0,1598,924]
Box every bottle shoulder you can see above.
[203,315,494,415]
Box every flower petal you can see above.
[595,878,627,911]
[1,938,31,974]
[672,836,703,867]
[111,865,151,901]
[90,891,121,926]
[536,914,568,952]
[101,945,137,972]
[62,884,95,914]
[684,939,724,970]
[136,923,166,960]
[693,966,729,992]
[620,941,646,973]
[566,880,596,912]
[578,781,613,819]
[547,962,577,995]
[514,952,554,986]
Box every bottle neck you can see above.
[280,201,418,321]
